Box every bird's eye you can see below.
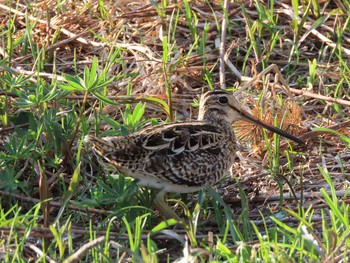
[218,96,228,104]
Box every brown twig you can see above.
[224,190,349,204]
[0,4,105,48]
[0,190,112,215]
[0,123,29,134]
[277,1,350,56]
[14,29,97,63]
[290,88,350,107]
[298,120,350,141]
[63,236,106,263]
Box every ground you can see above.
[0,0,349,262]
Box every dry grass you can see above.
[1,0,350,261]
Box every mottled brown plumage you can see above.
[85,90,304,219]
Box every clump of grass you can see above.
[1,0,350,261]
[234,99,303,146]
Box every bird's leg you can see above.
[154,190,182,221]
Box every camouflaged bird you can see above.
[85,90,304,219]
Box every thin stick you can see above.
[219,0,228,90]
[276,1,350,56]
[289,87,350,107]
[63,236,106,263]
[225,189,349,203]
[0,190,112,215]
[0,4,105,47]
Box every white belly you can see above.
[121,169,203,194]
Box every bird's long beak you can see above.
[239,108,305,145]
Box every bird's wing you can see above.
[87,122,226,163]
[141,122,225,154]
[139,123,230,186]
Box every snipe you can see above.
[85,90,304,219]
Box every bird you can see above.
[84,90,304,220]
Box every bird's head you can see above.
[198,90,304,145]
